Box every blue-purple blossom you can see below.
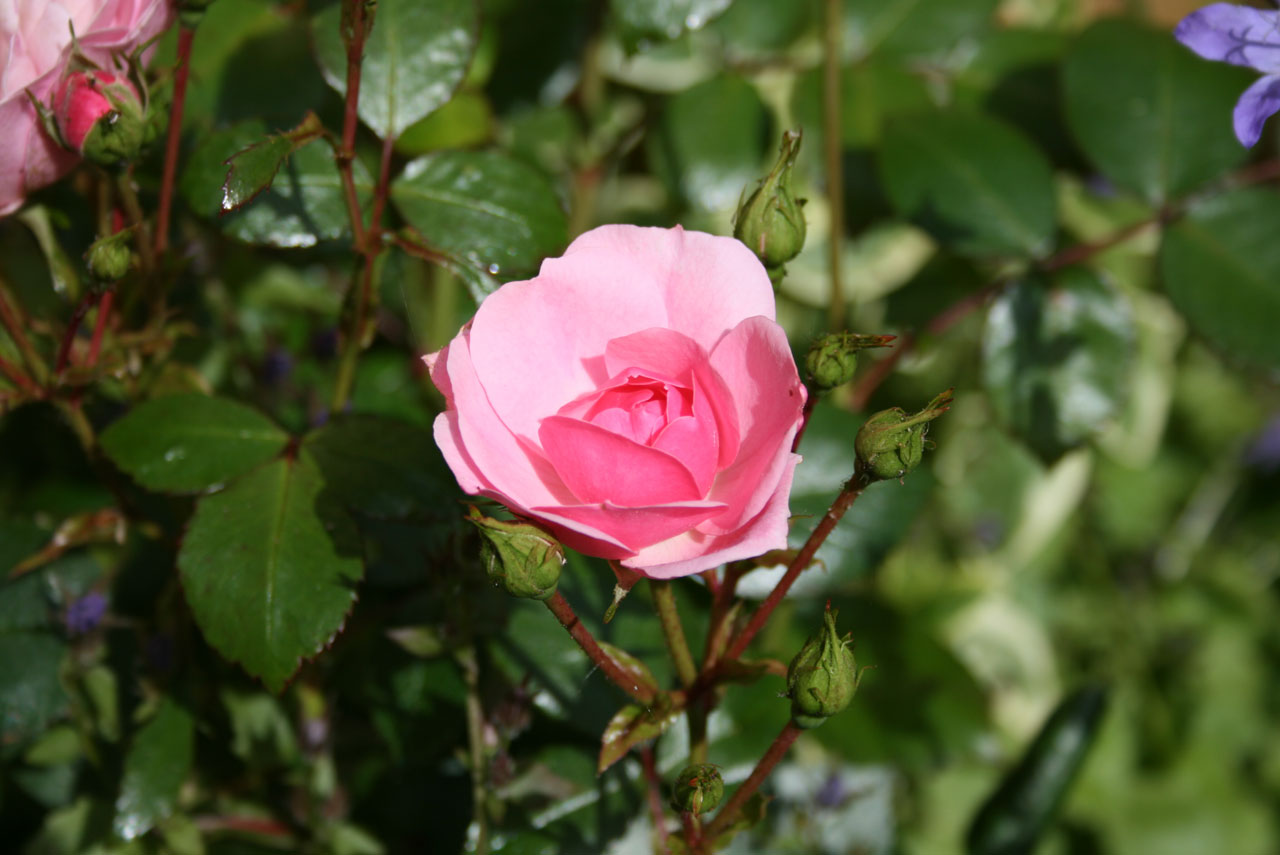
[1175,3,1280,147]
[65,591,107,636]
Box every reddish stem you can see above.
[790,388,817,452]
[724,475,868,662]
[543,591,656,704]
[337,0,371,249]
[701,720,802,843]
[640,746,671,855]
[154,25,195,257]
[0,354,40,397]
[55,292,95,377]
[85,290,113,369]
[0,283,45,384]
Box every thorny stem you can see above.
[86,290,114,369]
[724,474,869,662]
[154,25,195,257]
[543,592,656,704]
[640,746,671,855]
[0,278,48,385]
[457,645,490,855]
[822,0,845,333]
[337,0,372,251]
[700,720,802,844]
[54,292,96,377]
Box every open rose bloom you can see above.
[0,0,173,215]
[427,225,807,579]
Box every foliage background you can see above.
[1,0,1278,853]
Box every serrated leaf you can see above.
[1063,19,1251,204]
[391,150,568,282]
[113,698,195,840]
[879,111,1056,258]
[1160,188,1280,369]
[311,0,480,139]
[177,454,363,693]
[221,112,326,212]
[597,694,678,773]
[101,394,289,494]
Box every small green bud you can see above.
[854,389,953,482]
[671,764,723,815]
[85,230,133,282]
[787,604,861,728]
[804,333,896,392]
[467,508,563,601]
[734,129,806,272]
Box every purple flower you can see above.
[1175,3,1280,147]
[65,591,107,636]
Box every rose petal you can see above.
[703,316,806,534]
[624,455,799,578]
[1175,3,1280,74]
[539,415,702,505]
[533,500,726,553]
[1234,73,1280,147]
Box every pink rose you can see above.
[427,225,807,579]
[0,0,173,216]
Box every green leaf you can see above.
[983,269,1135,460]
[1160,188,1280,369]
[845,0,999,60]
[101,395,289,494]
[114,698,196,840]
[597,694,678,773]
[649,73,769,211]
[221,113,326,213]
[177,455,364,692]
[879,111,1056,258]
[0,631,68,746]
[391,150,568,281]
[610,0,732,40]
[967,686,1109,855]
[181,122,373,248]
[311,0,480,140]
[1062,20,1251,204]
[596,640,661,699]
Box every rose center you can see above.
[572,374,695,447]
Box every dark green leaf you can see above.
[221,113,325,213]
[597,694,678,773]
[114,698,195,840]
[101,395,289,494]
[983,269,1135,460]
[1160,188,1280,369]
[879,111,1056,258]
[177,455,363,692]
[649,73,769,211]
[967,686,1109,855]
[845,0,998,60]
[311,0,480,139]
[611,0,732,40]
[1062,20,1251,203]
[391,150,568,280]
[0,632,68,745]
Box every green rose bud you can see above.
[467,508,563,601]
[854,389,953,482]
[671,763,723,815]
[804,332,896,391]
[85,230,133,282]
[787,605,862,729]
[734,129,806,272]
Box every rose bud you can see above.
[787,604,863,729]
[854,389,953,482]
[468,507,564,601]
[85,230,133,282]
[49,70,147,168]
[670,763,724,815]
[805,333,896,392]
[734,129,806,274]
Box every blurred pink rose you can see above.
[427,225,807,579]
[0,0,174,216]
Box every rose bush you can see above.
[0,0,173,216]
[427,224,807,578]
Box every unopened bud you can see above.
[805,333,895,391]
[85,230,133,282]
[734,129,806,272]
[787,604,862,729]
[50,70,146,168]
[468,507,563,600]
[855,389,953,481]
[671,764,723,815]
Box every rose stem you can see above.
[154,24,195,258]
[723,474,869,662]
[790,387,817,453]
[54,292,95,377]
[457,644,490,855]
[336,0,371,250]
[0,354,40,397]
[652,579,706,762]
[115,172,154,273]
[0,278,48,386]
[640,746,671,855]
[682,811,702,850]
[85,290,114,369]
[821,0,845,333]
[543,591,656,705]
[701,720,802,842]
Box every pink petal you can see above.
[539,415,702,505]
[532,500,726,552]
[703,316,806,534]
